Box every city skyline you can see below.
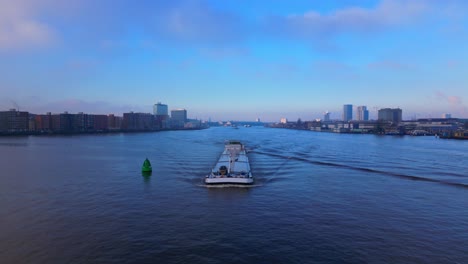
[1,0,468,121]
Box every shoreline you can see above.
[0,127,209,137]
[266,126,468,140]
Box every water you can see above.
[1,127,467,263]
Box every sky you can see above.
[1,0,467,121]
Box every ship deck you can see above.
[206,142,253,184]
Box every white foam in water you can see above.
[197,183,263,188]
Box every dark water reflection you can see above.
[1,127,467,263]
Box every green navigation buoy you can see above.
[142,158,152,173]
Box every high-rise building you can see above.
[0,109,29,132]
[153,102,168,116]
[442,113,452,119]
[343,104,353,121]
[35,112,52,131]
[108,114,122,130]
[378,108,402,123]
[171,109,187,128]
[74,112,88,131]
[57,112,74,132]
[323,111,331,121]
[356,106,369,121]
[153,102,169,129]
[93,115,109,130]
[122,112,153,130]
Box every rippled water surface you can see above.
[1,127,467,263]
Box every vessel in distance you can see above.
[205,140,254,185]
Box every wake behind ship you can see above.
[205,140,254,185]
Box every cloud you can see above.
[368,60,413,70]
[265,0,430,40]
[446,60,461,69]
[0,0,249,52]
[2,0,466,53]
[0,0,56,51]
[27,98,146,115]
[434,91,467,116]
[0,0,136,52]
[435,91,463,105]
[311,60,358,80]
[148,0,246,45]
[447,95,462,105]
[313,61,351,71]
[200,47,250,59]
[66,57,100,71]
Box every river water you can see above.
[1,127,467,263]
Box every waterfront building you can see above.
[402,118,459,134]
[122,112,136,130]
[343,104,353,121]
[93,115,109,131]
[86,114,95,130]
[356,106,369,121]
[34,112,117,132]
[154,115,169,129]
[442,113,452,119]
[378,108,402,124]
[47,112,70,132]
[153,102,168,116]
[0,109,29,132]
[122,112,154,130]
[35,112,52,131]
[184,119,202,128]
[324,111,331,122]
[154,102,170,129]
[56,112,74,132]
[171,109,187,128]
[108,114,122,130]
[28,115,36,131]
[350,121,378,133]
[71,112,106,132]
[73,112,88,131]
[326,121,351,133]
[280,118,288,124]
[51,114,60,131]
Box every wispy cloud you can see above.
[435,91,467,116]
[0,0,57,51]
[368,60,413,70]
[435,91,463,105]
[0,0,135,52]
[30,98,146,115]
[66,57,100,71]
[311,60,358,80]
[265,0,429,41]
[149,0,246,45]
[200,47,250,59]
[2,0,466,52]
[447,95,463,105]
[446,60,462,69]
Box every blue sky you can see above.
[1,0,467,121]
